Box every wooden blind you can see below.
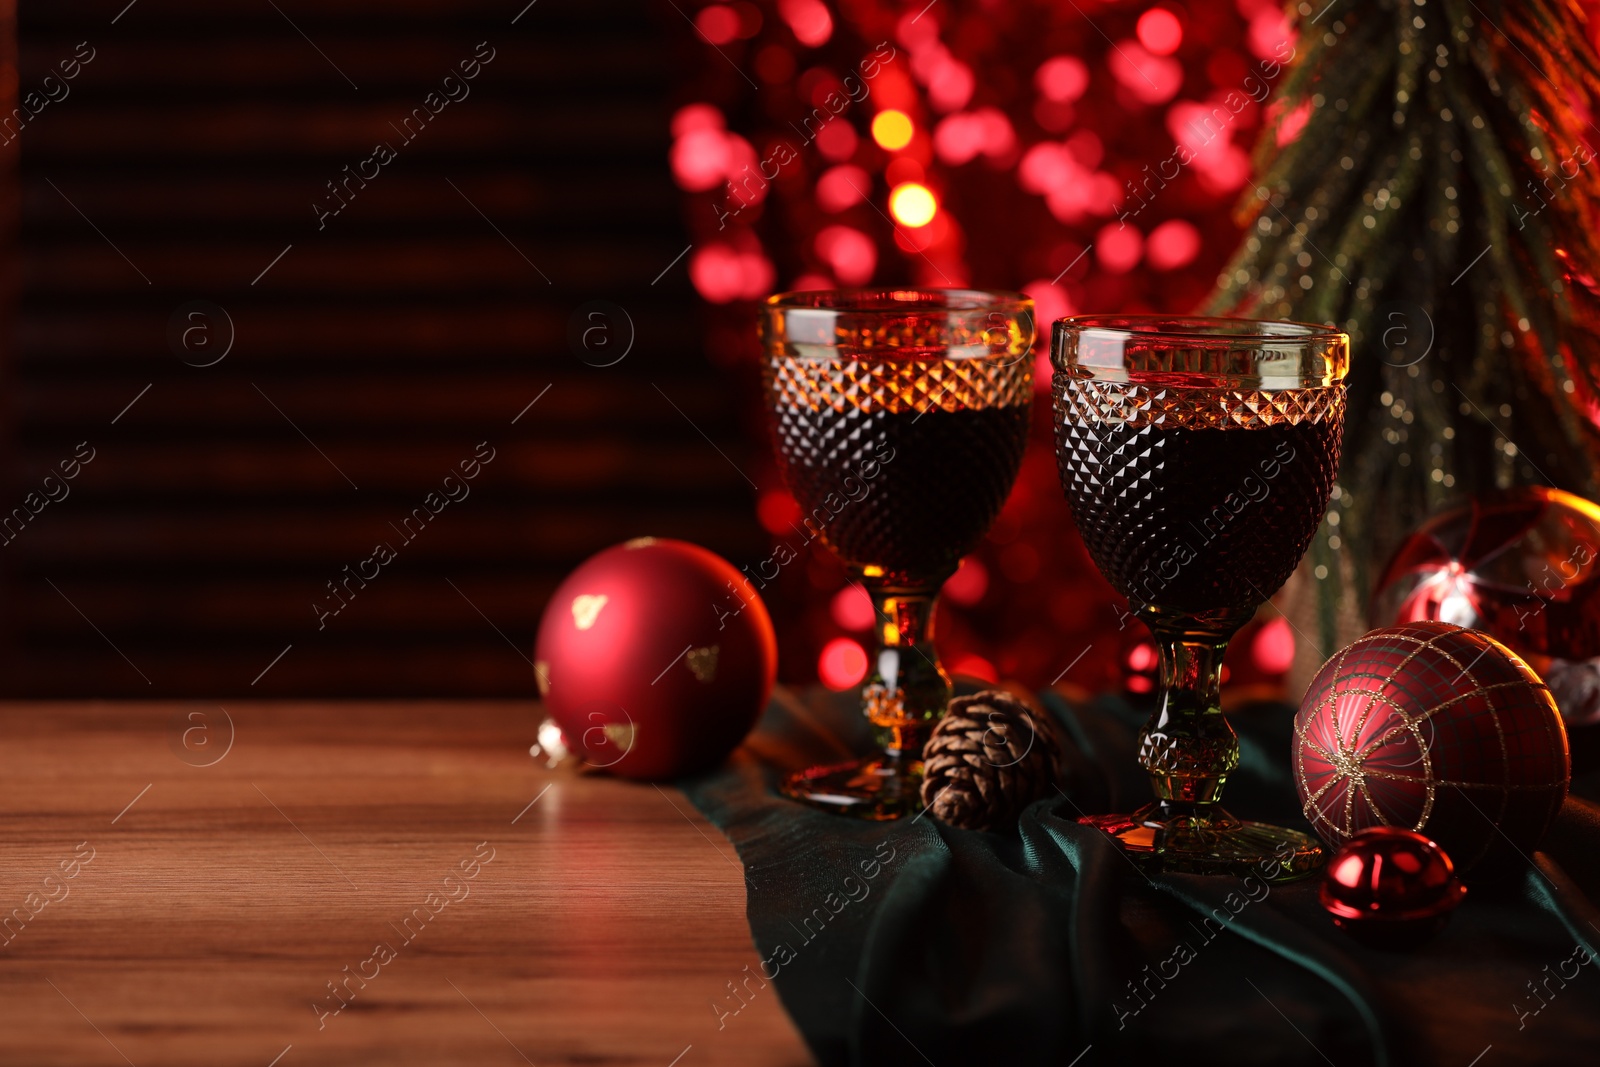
[7,0,763,696]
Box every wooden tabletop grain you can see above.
[0,702,812,1067]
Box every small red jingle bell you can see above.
[1318,827,1467,950]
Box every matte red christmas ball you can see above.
[1319,827,1466,949]
[535,538,777,780]
[1372,487,1600,724]
[1294,622,1569,872]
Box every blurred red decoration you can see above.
[669,0,1294,697]
[1372,487,1600,726]
[1294,622,1569,872]
[1373,487,1600,663]
[535,539,777,780]
[1318,827,1467,950]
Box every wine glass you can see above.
[1051,315,1347,878]
[761,289,1034,819]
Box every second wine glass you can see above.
[1051,315,1347,878]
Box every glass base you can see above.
[1080,802,1325,882]
[780,756,924,820]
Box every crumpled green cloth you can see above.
[682,686,1600,1067]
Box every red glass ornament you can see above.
[1373,486,1600,662]
[1319,827,1466,949]
[534,538,777,780]
[1294,622,1570,871]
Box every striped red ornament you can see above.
[1294,622,1569,872]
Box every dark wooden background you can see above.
[4,0,764,696]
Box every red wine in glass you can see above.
[762,289,1034,819]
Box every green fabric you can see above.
[683,687,1600,1066]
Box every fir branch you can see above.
[1207,0,1600,655]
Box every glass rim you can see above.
[1054,314,1347,346]
[765,287,1031,314]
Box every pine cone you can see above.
[920,690,1062,831]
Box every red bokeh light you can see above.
[1108,41,1183,105]
[1166,100,1252,193]
[1136,8,1184,56]
[1065,128,1104,168]
[756,489,803,534]
[1251,616,1296,674]
[896,7,939,51]
[1146,218,1201,270]
[1018,142,1076,194]
[830,585,875,630]
[1096,222,1144,273]
[815,164,870,212]
[690,244,775,303]
[814,119,858,161]
[670,128,731,192]
[696,4,742,46]
[1034,56,1089,104]
[934,107,1016,166]
[949,655,999,684]
[1248,8,1294,60]
[671,102,724,139]
[779,0,833,47]
[815,225,876,284]
[944,556,989,606]
[927,57,975,113]
[818,637,869,689]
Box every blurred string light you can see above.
[671,0,1297,693]
[888,182,937,227]
[871,108,915,150]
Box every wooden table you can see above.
[0,702,812,1066]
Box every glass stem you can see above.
[862,585,951,765]
[1138,632,1240,812]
